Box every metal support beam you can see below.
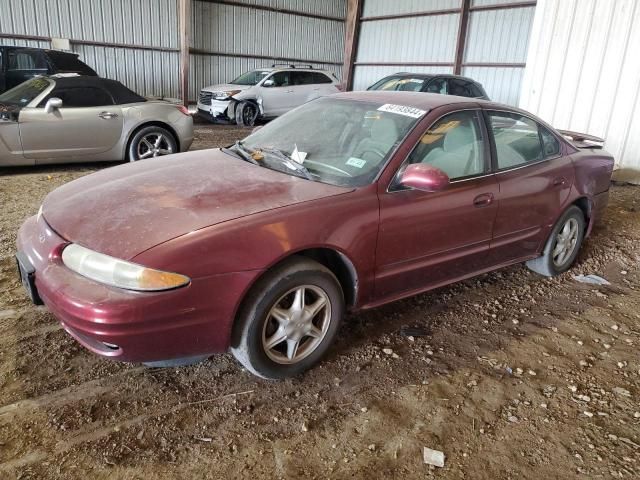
[179,0,191,107]
[342,0,363,91]
[454,0,471,75]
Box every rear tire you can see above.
[235,101,258,127]
[526,205,586,277]
[128,125,177,161]
[230,257,344,380]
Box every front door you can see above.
[485,110,574,264]
[260,71,295,117]
[19,85,123,161]
[375,109,498,299]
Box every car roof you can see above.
[0,45,79,57]
[45,75,146,104]
[385,72,480,83]
[334,90,493,109]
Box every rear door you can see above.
[486,110,574,263]
[289,71,318,106]
[375,108,499,299]
[19,85,123,161]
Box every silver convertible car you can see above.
[0,75,193,166]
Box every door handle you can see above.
[98,111,118,119]
[285,90,294,93]
[553,177,567,187]
[473,193,494,208]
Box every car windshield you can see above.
[0,77,52,106]
[369,76,428,92]
[240,97,425,187]
[231,70,271,86]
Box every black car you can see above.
[367,73,489,100]
[0,46,97,94]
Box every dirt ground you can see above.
[0,124,638,479]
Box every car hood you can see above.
[42,149,351,260]
[201,83,252,94]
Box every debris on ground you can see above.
[572,274,611,285]
[423,447,445,468]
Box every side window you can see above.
[448,79,473,97]
[489,112,544,169]
[405,110,487,180]
[540,127,561,157]
[8,50,48,71]
[40,87,114,107]
[267,71,291,87]
[469,83,485,98]
[311,72,332,84]
[424,78,447,94]
[292,71,315,85]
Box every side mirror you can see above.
[263,79,275,87]
[44,97,62,114]
[399,163,449,192]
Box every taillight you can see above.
[177,105,190,116]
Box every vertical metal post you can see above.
[454,0,471,75]
[179,0,191,106]
[342,0,363,91]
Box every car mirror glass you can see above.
[263,79,275,87]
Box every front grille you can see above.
[199,91,213,105]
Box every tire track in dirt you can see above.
[0,387,255,473]
[0,367,146,424]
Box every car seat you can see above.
[351,117,399,162]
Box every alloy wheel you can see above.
[137,132,174,159]
[261,285,331,364]
[552,217,579,267]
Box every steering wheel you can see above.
[305,160,353,177]
[357,146,387,162]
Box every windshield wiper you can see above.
[259,147,314,181]
[228,141,259,165]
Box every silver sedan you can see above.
[0,75,193,166]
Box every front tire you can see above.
[235,101,258,127]
[128,126,177,161]
[526,205,586,277]
[230,257,344,380]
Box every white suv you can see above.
[198,65,341,126]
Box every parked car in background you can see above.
[198,64,341,126]
[0,46,97,94]
[368,73,489,100]
[0,75,193,166]
[17,91,613,379]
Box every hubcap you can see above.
[552,217,579,267]
[261,285,331,365]
[243,105,256,125]
[137,133,174,159]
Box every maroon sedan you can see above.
[16,92,614,379]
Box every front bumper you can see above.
[197,99,231,121]
[16,215,259,363]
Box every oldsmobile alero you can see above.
[16,91,614,379]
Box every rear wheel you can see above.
[230,257,344,379]
[128,126,177,161]
[235,101,258,127]
[526,205,586,277]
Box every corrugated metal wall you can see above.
[353,0,536,106]
[0,0,181,98]
[190,0,346,101]
[519,0,640,182]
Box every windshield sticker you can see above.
[377,104,427,118]
[346,157,367,168]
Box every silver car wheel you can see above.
[552,217,579,267]
[261,285,331,365]
[137,132,174,159]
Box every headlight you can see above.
[213,90,241,100]
[62,244,190,292]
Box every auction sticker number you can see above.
[377,104,427,118]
